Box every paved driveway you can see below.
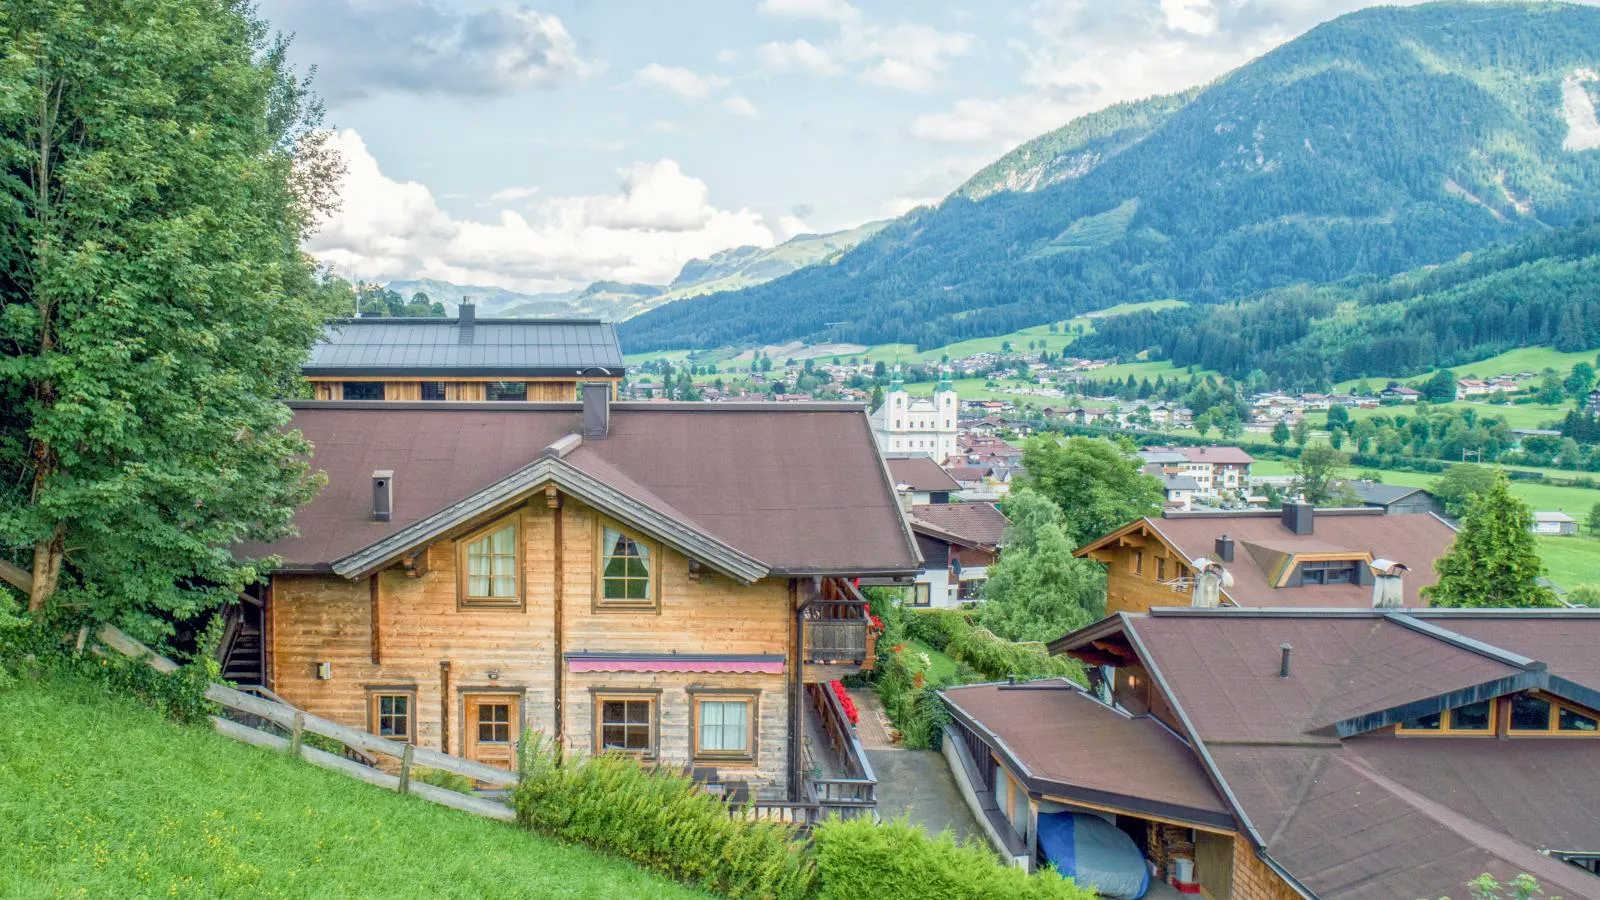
[851,689,983,844]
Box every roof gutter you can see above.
[1121,621,1317,899]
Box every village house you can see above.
[1074,504,1457,614]
[1533,511,1580,536]
[1138,446,1255,501]
[1456,378,1494,397]
[885,456,961,507]
[228,389,920,811]
[305,304,625,402]
[1380,384,1422,403]
[905,502,1010,609]
[943,608,1600,898]
[1342,481,1449,518]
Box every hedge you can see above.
[512,737,1095,900]
[811,817,1095,900]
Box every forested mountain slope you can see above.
[1075,223,1600,389]
[621,2,1600,353]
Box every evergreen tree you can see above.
[1424,474,1557,608]
[1421,369,1457,403]
[1,0,334,623]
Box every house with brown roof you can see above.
[885,455,963,506]
[905,502,1010,609]
[1074,504,1457,614]
[1139,446,1255,501]
[943,608,1600,899]
[227,387,919,811]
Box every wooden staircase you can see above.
[218,600,265,686]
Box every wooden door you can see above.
[464,694,519,771]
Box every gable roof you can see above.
[1077,510,1456,608]
[304,317,624,378]
[1343,480,1430,506]
[884,456,963,492]
[1055,609,1600,900]
[908,502,1009,549]
[240,402,920,581]
[1145,445,1255,465]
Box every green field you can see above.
[1331,345,1600,393]
[0,675,706,899]
[905,638,961,683]
[1309,399,1572,431]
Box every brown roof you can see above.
[944,465,990,482]
[940,681,1232,828]
[884,456,962,492]
[243,402,920,577]
[1115,610,1600,900]
[1082,510,1457,608]
[908,502,1010,549]
[1146,445,1255,465]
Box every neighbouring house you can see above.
[1157,472,1203,512]
[1456,378,1494,397]
[228,389,919,812]
[870,376,959,460]
[1534,511,1580,536]
[1139,446,1255,500]
[1380,384,1422,403]
[885,455,962,506]
[1074,504,1457,613]
[941,608,1600,898]
[906,502,1010,608]
[305,304,625,402]
[1342,481,1448,518]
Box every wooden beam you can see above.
[0,559,33,594]
[369,574,383,665]
[402,546,431,578]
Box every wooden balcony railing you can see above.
[804,681,877,812]
[802,578,873,668]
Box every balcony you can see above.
[802,578,875,682]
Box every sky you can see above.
[258,0,1505,296]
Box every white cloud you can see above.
[634,63,727,99]
[489,185,541,202]
[722,94,761,118]
[757,39,843,76]
[909,96,1076,145]
[776,214,812,239]
[307,129,776,292]
[757,0,860,25]
[1161,0,1219,35]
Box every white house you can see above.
[871,376,959,461]
[1533,511,1579,536]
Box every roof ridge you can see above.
[1383,612,1545,671]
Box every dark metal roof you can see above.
[303,318,624,377]
[884,456,962,492]
[908,502,1010,549]
[240,402,920,578]
[1343,480,1430,506]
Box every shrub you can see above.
[873,647,951,749]
[812,817,1095,900]
[513,735,815,899]
[903,609,969,651]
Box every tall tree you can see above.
[1424,474,1557,608]
[1421,369,1457,403]
[1018,436,1163,546]
[1292,446,1348,505]
[978,489,1106,643]
[0,0,336,630]
[1271,420,1290,447]
[1432,464,1498,518]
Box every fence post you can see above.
[289,711,306,760]
[398,743,414,795]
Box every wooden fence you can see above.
[93,625,517,822]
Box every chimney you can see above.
[1281,500,1314,535]
[1279,643,1293,678]
[1191,558,1231,609]
[1214,534,1235,563]
[372,470,394,522]
[581,382,611,437]
[457,301,475,345]
[1370,558,1408,609]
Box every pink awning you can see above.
[568,657,785,674]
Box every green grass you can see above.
[1331,345,1600,393]
[1537,535,1600,591]
[904,639,960,683]
[0,675,707,899]
[1309,400,1572,431]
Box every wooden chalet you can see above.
[1074,504,1457,613]
[942,609,1600,899]
[305,304,624,402]
[228,387,920,814]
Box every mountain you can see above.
[1076,222,1600,389]
[620,2,1600,353]
[382,219,889,321]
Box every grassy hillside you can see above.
[0,675,705,899]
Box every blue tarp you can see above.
[1036,812,1151,900]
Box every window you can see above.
[1398,699,1495,735]
[691,693,756,763]
[1508,694,1600,735]
[598,526,655,609]
[596,695,656,756]
[486,381,527,401]
[421,381,447,401]
[912,582,931,607]
[1510,695,1553,732]
[343,382,385,401]
[367,689,416,743]
[1132,550,1144,576]
[477,702,512,744]
[1299,560,1358,585]
[1157,558,1167,581]
[458,519,520,608]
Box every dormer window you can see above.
[1398,694,1600,737]
[1298,560,1358,585]
[1398,699,1493,734]
[1509,694,1600,734]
